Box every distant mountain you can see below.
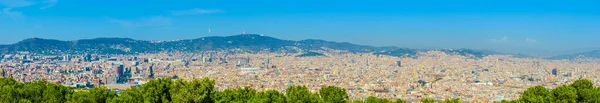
[0,34,518,58]
[547,50,600,60]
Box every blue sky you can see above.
[1,0,599,57]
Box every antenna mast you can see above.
[208,13,211,35]
[203,13,212,41]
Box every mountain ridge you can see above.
[0,34,529,58]
[547,50,600,60]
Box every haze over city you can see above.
[2,0,600,57]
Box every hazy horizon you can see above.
[2,0,599,57]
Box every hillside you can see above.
[0,34,511,58]
[547,50,600,60]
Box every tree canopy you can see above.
[318,86,348,103]
[2,78,600,103]
[503,79,600,103]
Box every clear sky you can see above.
[1,0,599,57]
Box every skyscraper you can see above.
[149,64,154,79]
[63,55,71,61]
[84,54,92,62]
[1,68,4,78]
[266,58,270,68]
[397,61,402,67]
[116,64,124,76]
[552,68,558,76]
[365,57,369,66]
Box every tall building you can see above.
[222,54,228,64]
[365,57,369,66]
[266,58,270,68]
[396,61,402,67]
[116,64,124,76]
[149,65,154,79]
[0,68,4,78]
[552,68,559,76]
[85,54,92,62]
[63,55,71,61]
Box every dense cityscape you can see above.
[2,49,599,102]
[2,0,599,102]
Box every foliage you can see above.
[577,87,600,103]
[500,100,524,103]
[170,78,215,103]
[68,87,117,103]
[350,100,364,103]
[354,97,406,103]
[109,86,143,103]
[318,86,348,103]
[285,85,323,103]
[0,78,73,103]
[213,87,257,103]
[365,96,392,103]
[2,77,600,103]
[440,98,460,103]
[570,79,595,102]
[512,79,600,103]
[421,98,435,103]
[550,85,578,103]
[140,78,174,102]
[570,79,594,91]
[394,99,407,103]
[520,85,551,103]
[249,90,287,103]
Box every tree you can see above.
[170,78,215,103]
[42,81,74,103]
[213,87,257,103]
[249,90,286,103]
[110,78,173,103]
[88,87,118,103]
[286,85,323,103]
[500,100,525,103]
[67,91,95,103]
[351,100,364,103]
[21,80,47,102]
[551,85,578,103]
[570,79,594,91]
[440,98,460,103]
[140,78,174,103]
[5,77,600,103]
[365,96,392,103]
[0,78,22,102]
[394,99,407,103]
[421,98,435,103]
[520,85,551,103]
[68,87,117,103]
[109,86,143,103]
[319,86,348,103]
[578,87,600,103]
[570,79,594,102]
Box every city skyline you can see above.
[2,0,600,57]
[3,1,600,102]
